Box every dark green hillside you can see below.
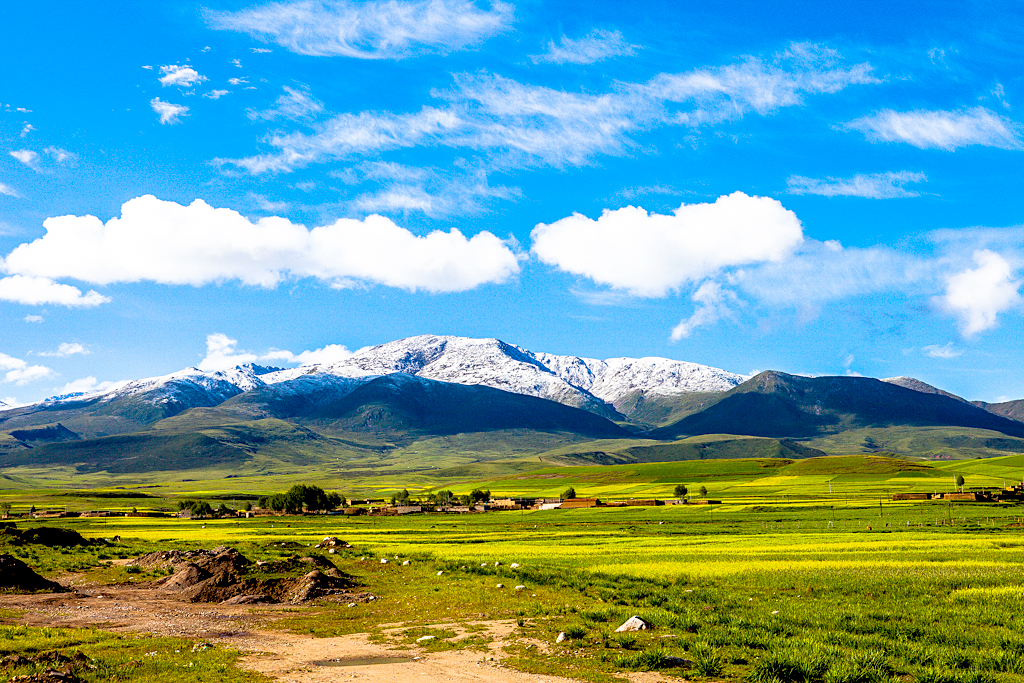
[657,371,1024,440]
[975,399,1024,423]
[243,374,630,440]
[544,435,826,465]
[612,389,726,427]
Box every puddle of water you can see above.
[314,657,418,667]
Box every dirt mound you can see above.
[8,672,82,683]
[134,546,367,605]
[0,525,92,548]
[0,555,64,593]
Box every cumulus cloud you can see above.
[206,0,514,59]
[150,98,189,124]
[263,343,356,365]
[204,89,230,100]
[923,343,962,359]
[1,195,520,293]
[10,149,39,170]
[23,315,43,323]
[158,64,207,87]
[0,182,20,198]
[0,352,53,386]
[199,333,258,371]
[846,107,1022,150]
[531,192,803,297]
[940,250,1021,337]
[248,86,323,122]
[220,42,875,173]
[53,376,118,395]
[0,275,110,307]
[531,29,638,65]
[670,281,738,340]
[39,342,88,357]
[787,171,927,199]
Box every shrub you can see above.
[563,623,588,640]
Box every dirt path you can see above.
[0,586,678,683]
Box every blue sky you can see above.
[1,0,1023,405]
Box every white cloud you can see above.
[228,77,248,86]
[846,107,1022,150]
[1,194,520,293]
[531,192,803,297]
[262,343,356,365]
[20,123,34,137]
[0,352,53,386]
[39,342,88,358]
[10,149,40,170]
[199,333,258,371]
[531,29,638,65]
[43,146,77,165]
[158,64,208,88]
[150,98,189,125]
[940,249,1021,337]
[348,162,519,216]
[0,182,20,198]
[787,171,927,199]
[732,239,933,306]
[220,42,875,173]
[231,58,243,68]
[248,86,323,122]
[0,275,110,307]
[206,0,514,59]
[670,281,737,340]
[251,47,272,53]
[923,343,962,359]
[23,315,43,323]
[204,89,230,100]
[53,376,118,395]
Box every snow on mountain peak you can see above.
[264,334,743,416]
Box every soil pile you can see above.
[0,525,93,548]
[0,555,64,593]
[131,546,370,605]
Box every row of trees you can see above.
[674,484,709,498]
[392,488,491,506]
[258,485,343,514]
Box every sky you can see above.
[1,0,1023,405]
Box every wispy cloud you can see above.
[206,0,514,59]
[150,98,189,124]
[204,89,230,100]
[923,342,962,359]
[670,281,738,340]
[787,171,927,198]
[9,150,40,171]
[845,107,1022,150]
[220,42,876,174]
[248,85,323,122]
[0,182,21,198]
[39,342,88,357]
[531,29,638,65]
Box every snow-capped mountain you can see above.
[261,335,744,417]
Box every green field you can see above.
[5,453,1024,682]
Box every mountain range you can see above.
[1,334,1023,474]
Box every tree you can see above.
[0,502,11,518]
[327,492,343,509]
[470,488,490,504]
[673,484,688,499]
[243,501,252,512]
[699,485,708,498]
[561,487,576,500]
[956,474,965,492]
[391,489,411,506]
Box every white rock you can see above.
[494,561,501,567]
[402,560,410,566]
[347,603,356,607]
[328,549,336,554]
[510,563,519,569]
[495,583,504,588]
[437,570,444,576]
[380,558,388,564]
[555,632,566,643]
[615,616,650,633]
[481,562,488,568]
[515,585,526,591]
[416,635,435,643]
